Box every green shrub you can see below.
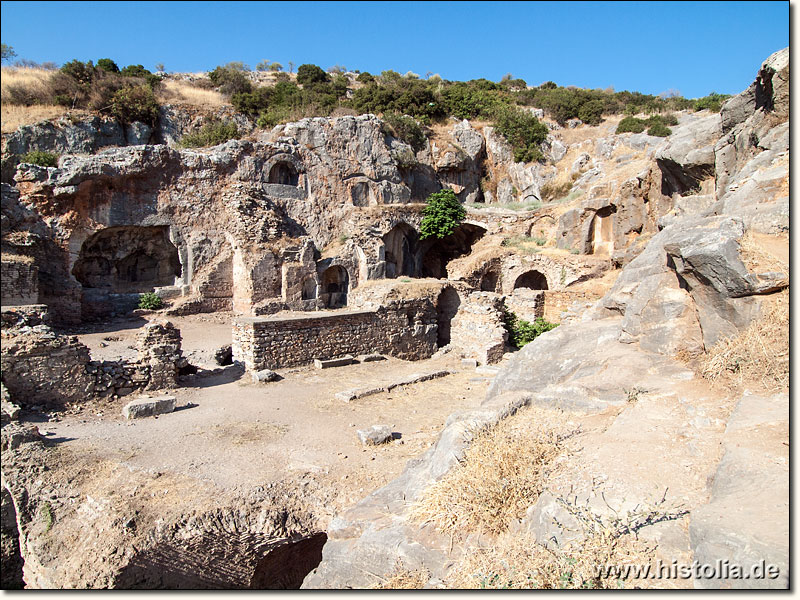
[616,116,647,134]
[540,180,573,203]
[647,122,672,137]
[138,292,163,310]
[297,63,330,86]
[21,151,59,167]
[382,113,427,151]
[693,92,730,112]
[96,58,119,73]
[208,64,252,96]
[179,119,240,147]
[420,189,466,240]
[110,85,159,126]
[503,310,558,348]
[577,99,605,125]
[60,59,95,85]
[356,72,375,84]
[492,106,548,163]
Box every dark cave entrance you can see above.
[420,223,487,279]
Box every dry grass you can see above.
[700,289,789,392]
[372,563,431,589]
[738,231,788,274]
[1,66,53,99]
[445,492,685,589]
[1,104,72,132]
[410,407,576,537]
[157,79,228,108]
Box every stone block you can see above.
[314,355,355,369]
[357,354,386,363]
[357,425,393,446]
[461,358,478,368]
[122,395,176,419]
[251,369,280,383]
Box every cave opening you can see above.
[72,226,181,294]
[420,223,487,279]
[383,223,419,279]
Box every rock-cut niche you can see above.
[382,223,418,278]
[268,162,299,186]
[320,265,349,309]
[72,226,181,293]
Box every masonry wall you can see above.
[0,258,38,306]
[232,299,438,370]
[1,314,185,408]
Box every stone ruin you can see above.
[0,46,789,590]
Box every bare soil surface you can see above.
[43,313,496,514]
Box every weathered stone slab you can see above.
[460,358,478,369]
[357,354,386,363]
[122,395,176,419]
[385,370,452,391]
[250,369,280,383]
[314,355,355,369]
[357,425,393,446]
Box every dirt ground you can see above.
[43,313,499,513]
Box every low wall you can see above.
[1,319,185,408]
[232,299,438,370]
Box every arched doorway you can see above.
[320,266,349,308]
[382,223,418,278]
[436,287,461,347]
[513,270,548,291]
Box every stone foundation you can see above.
[232,300,437,371]
[1,319,185,408]
[449,292,508,364]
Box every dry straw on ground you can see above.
[700,288,789,392]
[372,563,431,589]
[410,406,577,537]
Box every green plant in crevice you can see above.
[503,309,559,348]
[138,292,163,310]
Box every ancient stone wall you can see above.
[232,299,437,370]
[505,289,545,322]
[0,257,38,306]
[449,292,508,365]
[1,316,185,407]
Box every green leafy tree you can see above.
[256,60,270,72]
[96,58,119,73]
[268,62,283,72]
[297,63,329,86]
[420,189,466,240]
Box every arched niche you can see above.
[513,270,549,291]
[382,222,419,278]
[320,265,349,308]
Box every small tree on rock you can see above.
[420,189,466,240]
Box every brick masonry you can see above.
[232,299,438,370]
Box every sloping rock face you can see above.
[303,49,789,589]
[712,47,789,234]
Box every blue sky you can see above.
[0,1,789,98]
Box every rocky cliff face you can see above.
[302,48,789,589]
